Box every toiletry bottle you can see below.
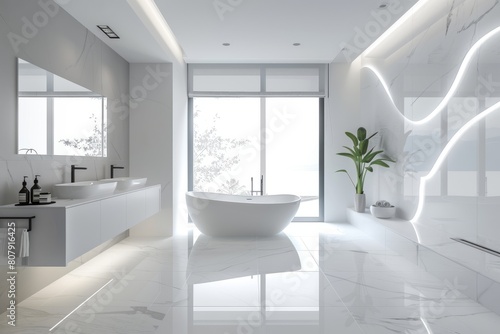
[19,176,30,205]
[31,175,42,204]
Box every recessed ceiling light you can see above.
[293,43,301,46]
[97,25,120,39]
[222,43,230,46]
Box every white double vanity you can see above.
[0,182,160,266]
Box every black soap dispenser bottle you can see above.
[19,176,30,205]
[31,175,41,204]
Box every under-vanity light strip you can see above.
[363,26,500,125]
[126,0,184,62]
[410,100,500,222]
[49,278,114,332]
[451,238,500,257]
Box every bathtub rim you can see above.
[186,191,301,205]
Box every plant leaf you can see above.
[359,139,368,155]
[342,146,357,157]
[336,169,356,188]
[357,127,366,141]
[365,166,373,172]
[363,150,383,163]
[337,152,357,162]
[370,160,390,168]
[345,132,358,146]
[352,145,361,157]
[366,132,377,141]
[363,147,374,158]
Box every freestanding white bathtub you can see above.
[186,191,301,237]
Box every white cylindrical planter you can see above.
[354,193,366,212]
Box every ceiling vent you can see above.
[97,25,120,39]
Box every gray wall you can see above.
[129,63,174,236]
[324,62,362,222]
[0,0,129,307]
[129,60,188,237]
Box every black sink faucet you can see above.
[71,165,87,183]
[110,165,124,179]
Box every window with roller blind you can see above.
[188,64,327,221]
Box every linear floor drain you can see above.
[451,238,500,257]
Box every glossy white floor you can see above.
[2,222,500,333]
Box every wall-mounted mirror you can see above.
[17,58,107,157]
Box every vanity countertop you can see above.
[0,184,161,209]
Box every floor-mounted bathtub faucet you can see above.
[251,175,264,196]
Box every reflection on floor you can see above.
[2,223,500,333]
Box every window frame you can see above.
[188,97,324,222]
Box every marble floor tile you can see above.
[314,249,419,273]
[164,306,267,334]
[263,307,365,334]
[56,305,171,334]
[264,271,344,307]
[2,223,500,333]
[256,233,310,251]
[349,306,500,334]
[324,270,478,308]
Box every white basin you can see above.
[53,181,117,199]
[98,177,147,191]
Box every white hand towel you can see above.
[19,229,29,258]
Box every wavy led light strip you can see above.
[410,100,500,222]
[363,26,500,126]
[360,26,500,223]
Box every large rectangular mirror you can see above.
[17,58,107,157]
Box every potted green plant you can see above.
[336,127,394,212]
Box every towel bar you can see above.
[0,216,35,232]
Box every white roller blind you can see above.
[266,67,320,93]
[188,64,328,97]
[192,66,261,93]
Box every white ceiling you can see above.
[57,0,414,64]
